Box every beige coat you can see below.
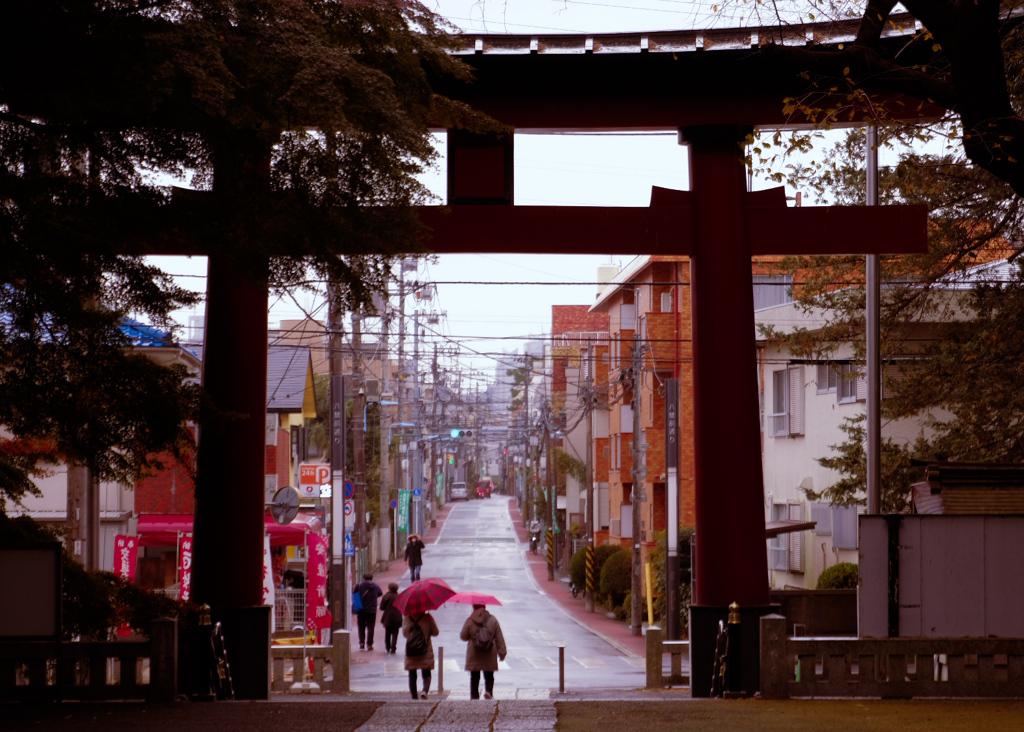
[402,612,439,671]
[459,607,507,672]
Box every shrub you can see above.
[570,547,587,591]
[599,546,632,604]
[817,562,859,589]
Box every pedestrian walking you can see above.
[353,573,383,651]
[403,610,439,699]
[459,603,507,699]
[379,582,403,654]
[405,533,425,581]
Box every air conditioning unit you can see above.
[364,379,380,403]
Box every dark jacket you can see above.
[354,580,383,614]
[379,589,403,629]
[459,607,507,672]
[404,537,425,567]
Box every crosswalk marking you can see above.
[379,655,639,676]
[572,656,608,669]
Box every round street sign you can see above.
[413,488,422,496]
[344,481,354,498]
[390,499,398,509]
[344,500,354,517]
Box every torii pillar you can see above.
[682,125,775,697]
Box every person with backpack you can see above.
[459,604,507,699]
[403,610,439,699]
[353,573,383,651]
[379,582,403,654]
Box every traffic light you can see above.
[449,428,473,438]
[446,453,454,464]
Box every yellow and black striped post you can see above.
[546,528,555,568]
[585,546,595,594]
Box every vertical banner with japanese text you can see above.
[397,490,410,532]
[305,532,332,631]
[179,536,193,601]
[113,535,138,581]
[262,533,275,608]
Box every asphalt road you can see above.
[351,497,648,698]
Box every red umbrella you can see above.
[393,577,456,615]
[448,591,501,606]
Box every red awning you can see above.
[135,513,322,547]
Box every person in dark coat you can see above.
[404,534,425,581]
[403,611,439,699]
[459,604,507,699]
[353,573,383,651]
[379,582,403,654]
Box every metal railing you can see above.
[274,589,307,632]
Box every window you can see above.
[811,502,832,536]
[660,292,673,312]
[771,370,788,436]
[770,365,805,437]
[832,506,860,549]
[816,363,838,393]
[837,363,859,403]
[769,503,789,570]
[753,274,794,310]
[787,503,805,573]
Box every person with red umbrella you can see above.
[455,592,506,700]
[396,578,452,699]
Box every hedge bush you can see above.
[570,547,587,590]
[817,562,859,589]
[599,546,631,604]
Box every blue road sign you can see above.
[390,499,398,509]
[344,481,354,498]
[344,533,354,557]
[413,488,422,497]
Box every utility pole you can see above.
[522,355,532,523]
[665,378,680,640]
[328,286,348,631]
[545,402,556,582]
[585,341,596,613]
[630,289,647,637]
[352,313,367,564]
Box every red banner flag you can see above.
[305,532,332,631]
[113,535,138,581]
[179,536,193,601]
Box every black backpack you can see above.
[474,622,495,654]
[406,618,429,657]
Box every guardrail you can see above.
[760,615,1024,699]
[0,618,177,702]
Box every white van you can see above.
[450,482,469,501]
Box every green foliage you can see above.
[647,525,694,636]
[593,542,624,591]
[0,0,488,503]
[569,546,590,591]
[598,546,632,604]
[554,448,586,485]
[757,124,1024,509]
[808,414,921,513]
[816,562,859,590]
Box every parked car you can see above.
[450,482,469,501]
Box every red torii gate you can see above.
[191,25,931,698]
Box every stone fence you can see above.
[0,617,177,702]
[760,614,1024,699]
